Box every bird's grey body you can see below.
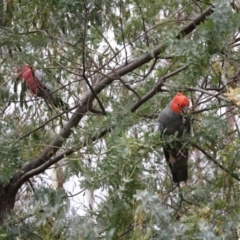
[158,102,190,183]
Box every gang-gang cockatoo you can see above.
[17,64,68,111]
[158,92,191,183]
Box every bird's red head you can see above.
[16,64,31,79]
[170,92,190,113]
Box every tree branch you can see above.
[16,128,112,181]
[193,143,240,181]
[176,5,213,39]
[17,63,192,182]
[19,105,78,140]
[82,4,106,116]
[11,5,214,190]
[187,86,229,102]
[131,64,189,112]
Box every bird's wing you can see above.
[34,69,54,91]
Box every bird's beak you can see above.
[181,106,189,114]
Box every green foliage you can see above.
[0,137,21,185]
[1,0,240,239]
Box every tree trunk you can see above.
[0,185,17,224]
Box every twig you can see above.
[187,86,229,101]
[136,2,149,46]
[193,143,240,181]
[131,64,189,112]
[18,104,78,140]
[119,16,129,64]
[82,4,106,115]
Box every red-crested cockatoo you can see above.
[17,64,68,110]
[158,92,191,183]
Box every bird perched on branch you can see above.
[158,92,191,183]
[17,64,68,111]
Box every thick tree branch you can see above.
[11,6,214,191]
[176,5,213,39]
[17,64,194,182]
[16,129,112,181]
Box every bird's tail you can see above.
[44,94,69,112]
[164,148,188,183]
[171,167,188,183]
